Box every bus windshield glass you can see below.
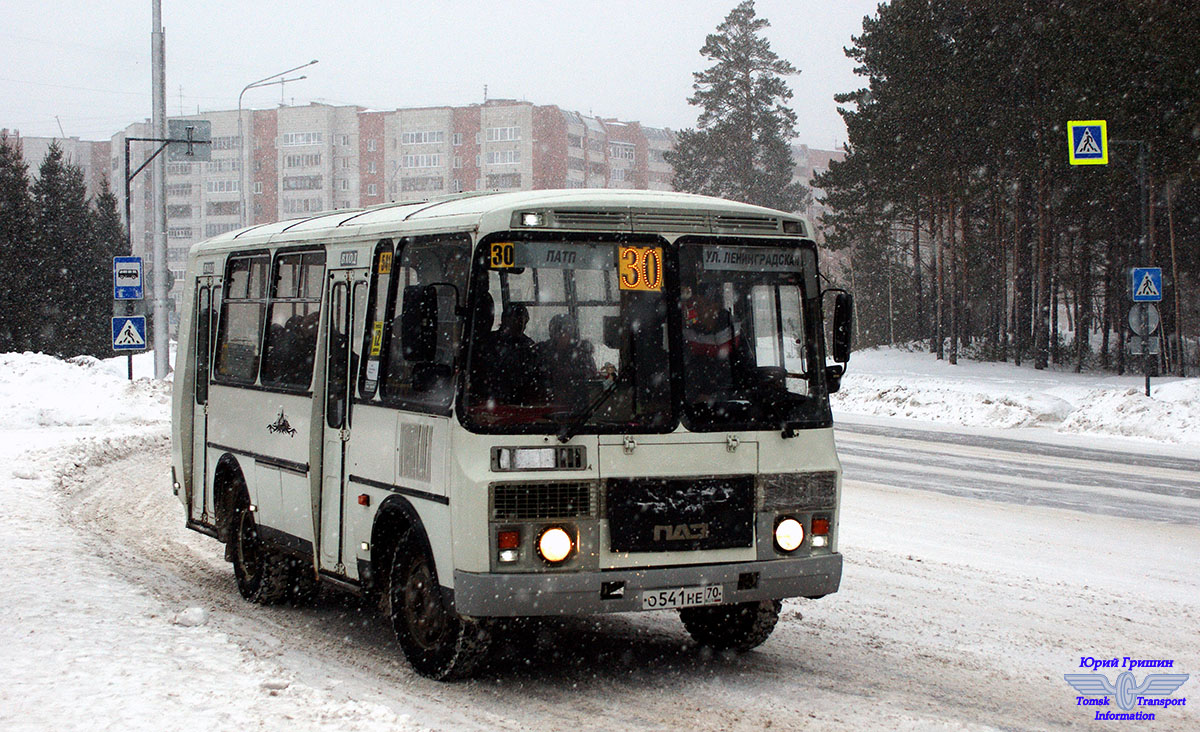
[464,237,673,432]
[677,240,826,431]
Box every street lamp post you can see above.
[237,60,318,227]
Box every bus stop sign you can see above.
[113,256,143,300]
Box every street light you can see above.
[238,60,318,226]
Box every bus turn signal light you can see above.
[811,517,830,535]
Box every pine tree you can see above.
[87,176,128,356]
[666,0,808,211]
[31,142,92,357]
[0,134,34,351]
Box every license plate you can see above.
[640,584,723,610]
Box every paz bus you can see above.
[170,189,853,679]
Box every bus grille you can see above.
[605,476,754,552]
[712,214,783,233]
[491,481,596,521]
[551,210,630,229]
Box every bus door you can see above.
[190,276,218,525]
[319,272,359,573]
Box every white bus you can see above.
[170,189,853,679]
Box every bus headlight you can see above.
[537,527,573,563]
[774,517,804,553]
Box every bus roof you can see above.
[190,189,812,254]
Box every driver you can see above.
[682,282,745,401]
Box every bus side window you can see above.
[359,240,393,399]
[214,254,269,384]
[381,234,470,410]
[260,250,326,390]
[194,286,211,405]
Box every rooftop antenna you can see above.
[55,116,65,138]
[179,85,184,115]
[483,84,488,102]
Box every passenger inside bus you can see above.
[536,313,597,406]
[469,296,542,405]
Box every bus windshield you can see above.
[676,239,827,431]
[463,237,673,432]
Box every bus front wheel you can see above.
[230,506,289,605]
[679,599,781,651]
[388,541,489,680]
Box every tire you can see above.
[229,506,289,605]
[286,557,320,605]
[680,599,782,651]
[389,540,489,680]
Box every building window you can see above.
[485,126,521,142]
[366,183,378,196]
[453,156,462,169]
[253,181,263,194]
[339,179,349,191]
[452,133,462,146]
[210,136,242,151]
[282,175,323,191]
[401,130,446,145]
[167,204,192,218]
[167,184,193,197]
[568,134,583,149]
[485,150,520,165]
[449,178,461,192]
[205,158,240,173]
[205,180,239,193]
[367,139,377,152]
[168,227,193,239]
[167,162,192,176]
[403,154,442,169]
[400,176,443,192]
[609,142,635,160]
[612,168,626,181]
[368,160,377,174]
[281,197,324,214]
[204,222,240,237]
[485,173,521,189]
[284,153,321,168]
[340,134,350,146]
[206,201,241,216]
[280,131,323,147]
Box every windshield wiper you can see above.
[556,377,621,443]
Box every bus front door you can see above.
[319,274,355,574]
[190,278,217,526]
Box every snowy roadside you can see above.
[833,347,1200,448]
[0,354,417,732]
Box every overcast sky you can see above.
[3,1,880,148]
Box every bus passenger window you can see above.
[214,254,269,383]
[381,235,470,410]
[359,240,393,399]
[260,250,326,390]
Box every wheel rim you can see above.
[401,556,450,650]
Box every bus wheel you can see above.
[389,541,489,680]
[230,506,289,605]
[679,599,781,651]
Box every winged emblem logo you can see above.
[1064,671,1189,711]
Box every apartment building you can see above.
[2,129,112,201]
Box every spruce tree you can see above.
[667,0,808,212]
[87,176,128,356]
[31,142,92,357]
[0,134,34,351]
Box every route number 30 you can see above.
[490,242,515,268]
[618,246,663,291]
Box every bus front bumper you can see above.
[452,553,842,617]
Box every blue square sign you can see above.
[1131,267,1162,302]
[114,256,143,300]
[112,316,147,351]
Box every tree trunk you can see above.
[935,200,945,360]
[1033,172,1049,369]
[948,198,958,365]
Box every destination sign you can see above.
[702,246,807,272]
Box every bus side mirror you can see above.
[400,285,438,362]
[832,292,853,364]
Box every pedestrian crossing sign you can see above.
[1131,267,1162,302]
[1067,120,1108,165]
[112,316,147,351]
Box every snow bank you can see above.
[833,347,1200,445]
[0,352,169,428]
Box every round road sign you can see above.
[1128,303,1160,336]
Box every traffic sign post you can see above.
[112,316,148,352]
[1128,267,1162,397]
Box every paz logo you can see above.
[1065,656,1189,721]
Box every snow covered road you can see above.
[2,352,1197,730]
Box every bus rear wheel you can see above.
[230,506,289,605]
[389,541,489,680]
[680,599,781,651]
